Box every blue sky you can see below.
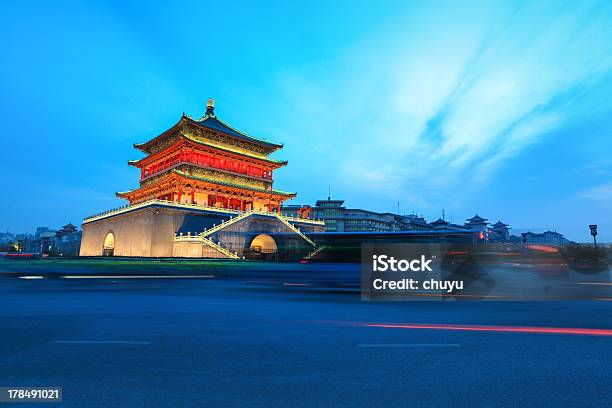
[1,0,611,241]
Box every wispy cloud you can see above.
[280,1,612,212]
[580,183,612,200]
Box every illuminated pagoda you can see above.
[80,99,324,260]
[119,98,294,213]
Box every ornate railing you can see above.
[200,236,240,259]
[173,233,240,259]
[272,212,316,246]
[303,245,328,260]
[84,199,324,226]
[199,210,256,237]
[279,213,325,226]
[83,199,241,223]
[173,233,203,241]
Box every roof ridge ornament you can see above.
[206,98,215,117]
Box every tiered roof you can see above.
[129,134,287,168]
[118,99,294,205]
[466,214,488,224]
[173,169,294,196]
[430,218,449,226]
[117,168,295,199]
[191,115,282,149]
[134,100,283,156]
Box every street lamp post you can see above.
[589,224,598,247]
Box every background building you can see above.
[21,223,82,256]
[0,231,18,252]
[516,230,571,245]
[283,198,428,233]
[490,221,511,242]
[283,200,522,244]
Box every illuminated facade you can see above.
[119,98,295,213]
[80,99,324,259]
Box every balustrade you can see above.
[141,151,273,181]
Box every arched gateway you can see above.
[249,234,278,254]
[103,232,115,256]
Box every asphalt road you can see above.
[0,262,611,407]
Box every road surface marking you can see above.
[53,340,152,345]
[358,343,461,348]
[60,275,214,279]
[18,276,45,279]
[579,282,612,286]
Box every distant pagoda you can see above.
[430,218,450,229]
[465,214,488,229]
[118,98,295,213]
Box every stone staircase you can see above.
[272,212,316,247]
[174,209,317,259]
[200,236,240,259]
[199,210,316,247]
[199,210,256,238]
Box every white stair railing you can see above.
[273,212,316,247]
[178,208,316,249]
[199,210,256,238]
[200,236,239,259]
[304,245,327,260]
